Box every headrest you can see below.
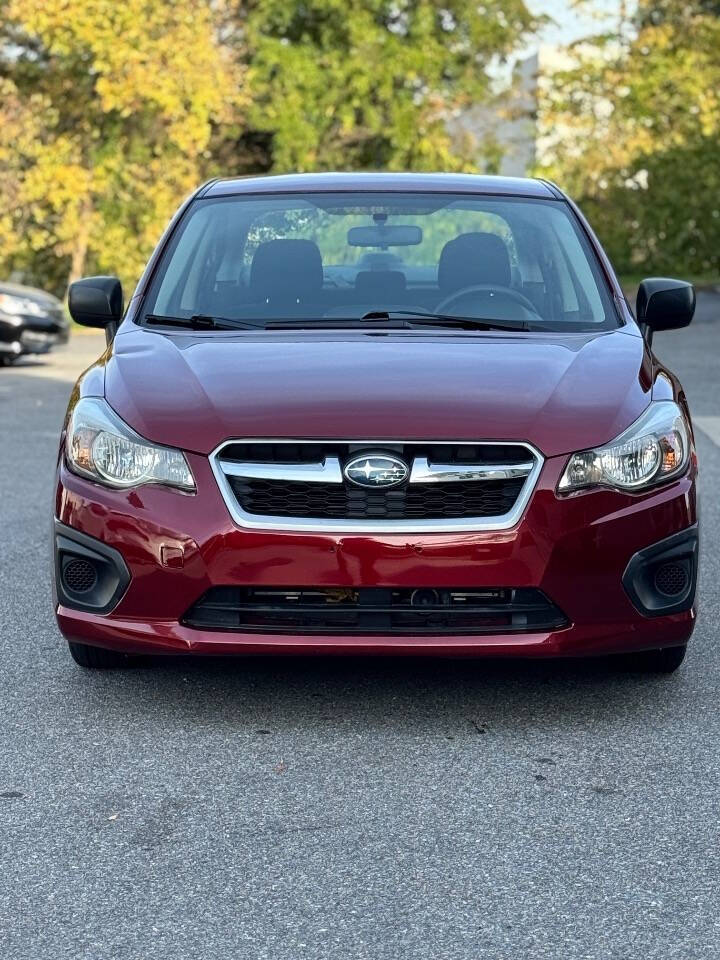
[437,232,511,293]
[354,270,407,299]
[250,239,323,301]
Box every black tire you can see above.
[625,644,688,673]
[68,640,135,669]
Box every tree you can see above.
[215,0,539,174]
[537,0,720,277]
[0,0,539,296]
[0,0,240,295]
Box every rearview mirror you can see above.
[347,225,422,247]
[636,278,695,335]
[68,276,124,330]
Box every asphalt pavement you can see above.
[1,298,720,959]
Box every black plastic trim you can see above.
[182,586,569,636]
[622,524,699,618]
[535,178,566,200]
[54,521,130,614]
[196,177,220,198]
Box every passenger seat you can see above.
[249,239,324,305]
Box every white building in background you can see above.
[448,47,573,176]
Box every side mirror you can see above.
[636,278,695,337]
[68,276,123,336]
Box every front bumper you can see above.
[53,451,698,657]
[0,323,64,357]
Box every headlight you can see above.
[558,401,690,493]
[0,292,45,317]
[65,397,195,491]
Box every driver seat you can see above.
[437,232,512,296]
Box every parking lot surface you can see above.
[1,300,720,959]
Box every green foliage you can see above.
[578,138,720,277]
[4,0,718,293]
[234,0,538,172]
[0,0,536,296]
[240,200,511,266]
[538,0,720,277]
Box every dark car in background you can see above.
[54,173,698,673]
[0,280,70,364]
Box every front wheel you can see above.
[625,644,688,673]
[68,640,136,669]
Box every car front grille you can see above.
[227,476,525,520]
[183,586,569,636]
[211,440,542,532]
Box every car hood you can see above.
[104,326,652,458]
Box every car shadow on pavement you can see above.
[64,650,689,741]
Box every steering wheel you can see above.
[436,284,539,317]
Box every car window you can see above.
[147,192,618,331]
[240,207,517,273]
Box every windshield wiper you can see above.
[360,310,533,332]
[265,317,415,330]
[144,313,265,330]
[143,311,534,333]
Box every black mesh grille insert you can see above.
[62,557,98,594]
[183,586,569,636]
[654,562,689,597]
[227,476,525,520]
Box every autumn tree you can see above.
[1,0,539,297]
[538,0,720,277]
[0,0,240,295]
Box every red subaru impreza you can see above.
[54,173,698,671]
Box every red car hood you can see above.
[104,326,652,458]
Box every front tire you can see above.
[68,640,135,669]
[625,644,688,673]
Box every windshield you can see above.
[143,192,618,331]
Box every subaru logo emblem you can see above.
[344,453,409,489]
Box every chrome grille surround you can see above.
[209,439,544,533]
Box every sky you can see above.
[488,0,628,84]
[529,0,624,46]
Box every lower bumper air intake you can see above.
[622,524,698,617]
[182,586,569,636]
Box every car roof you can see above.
[0,279,62,304]
[202,172,561,200]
